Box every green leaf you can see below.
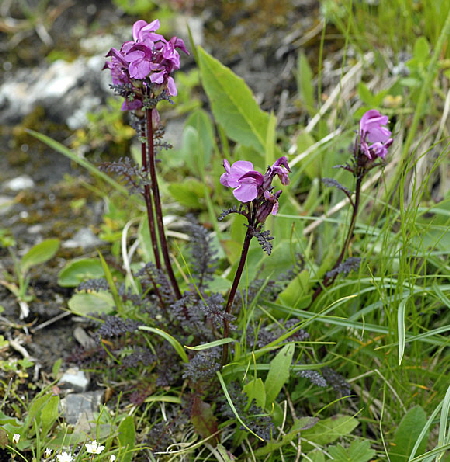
[24,393,59,438]
[40,395,59,437]
[98,251,123,315]
[301,416,359,450]
[183,109,215,175]
[58,258,105,287]
[328,439,376,462]
[265,112,277,167]
[254,417,318,456]
[21,239,59,274]
[389,406,428,462]
[278,270,311,310]
[185,338,235,350]
[118,415,135,462]
[297,51,315,113]
[216,371,264,441]
[68,292,115,316]
[358,82,374,106]
[168,178,208,208]
[304,450,327,462]
[413,37,431,63]
[139,326,188,363]
[264,343,295,406]
[197,46,269,154]
[243,377,266,409]
[398,297,407,364]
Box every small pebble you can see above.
[5,176,35,191]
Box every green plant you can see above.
[0,239,60,318]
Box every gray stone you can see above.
[59,367,90,393]
[61,391,103,425]
[63,228,104,249]
[0,55,108,129]
[4,176,35,191]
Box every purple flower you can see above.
[256,190,282,222]
[104,19,189,110]
[268,156,290,185]
[221,157,291,223]
[359,110,393,160]
[123,43,155,80]
[132,19,163,42]
[220,160,263,202]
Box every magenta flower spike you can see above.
[220,157,291,222]
[359,110,393,160]
[220,160,264,202]
[104,19,189,110]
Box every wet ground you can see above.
[0,0,323,394]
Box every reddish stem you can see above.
[141,128,161,270]
[312,173,364,302]
[145,108,181,300]
[221,226,253,365]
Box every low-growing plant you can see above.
[0,239,60,319]
[21,12,450,462]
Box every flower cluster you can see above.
[85,440,105,454]
[358,109,392,160]
[104,19,189,110]
[220,156,290,222]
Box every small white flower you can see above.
[44,448,52,457]
[56,451,74,462]
[85,440,105,454]
[110,456,116,461]
[12,433,20,444]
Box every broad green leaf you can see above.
[68,292,115,316]
[408,37,431,69]
[301,416,358,450]
[118,415,135,462]
[25,393,58,437]
[358,82,374,106]
[243,378,266,409]
[389,406,428,462]
[58,258,105,287]
[278,270,311,310]
[0,428,8,447]
[21,239,59,274]
[197,46,269,154]
[207,275,232,292]
[40,395,59,437]
[264,343,295,406]
[168,178,208,209]
[328,439,376,462]
[305,450,327,462]
[265,112,277,167]
[183,109,215,175]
